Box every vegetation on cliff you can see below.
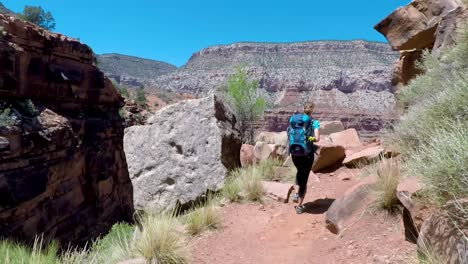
[387,23,468,204]
[17,6,55,30]
[221,66,267,144]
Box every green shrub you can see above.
[386,22,468,204]
[0,237,58,264]
[184,198,221,236]
[18,6,56,30]
[135,88,147,108]
[221,173,242,202]
[87,223,135,264]
[220,66,267,144]
[0,106,15,127]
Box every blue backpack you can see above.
[287,113,313,156]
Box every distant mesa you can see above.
[97,53,177,88]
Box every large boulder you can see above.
[240,144,255,167]
[343,146,384,167]
[328,129,362,149]
[418,199,468,264]
[320,121,345,135]
[124,95,241,211]
[374,0,464,51]
[312,141,346,172]
[325,176,377,234]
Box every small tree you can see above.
[222,66,267,143]
[135,87,147,108]
[18,6,56,30]
[112,80,130,98]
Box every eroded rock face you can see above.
[124,95,241,211]
[375,0,467,87]
[0,14,134,245]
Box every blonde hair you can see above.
[303,102,315,115]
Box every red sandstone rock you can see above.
[374,0,463,51]
[240,144,255,167]
[342,146,384,167]
[0,13,133,246]
[312,141,346,172]
[396,177,433,243]
[328,129,362,148]
[325,176,377,234]
[262,181,295,203]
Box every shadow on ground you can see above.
[303,198,335,214]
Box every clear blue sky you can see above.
[3,0,408,66]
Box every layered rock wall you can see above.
[151,40,399,138]
[375,0,468,87]
[0,14,134,245]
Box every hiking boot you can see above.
[292,193,299,203]
[295,205,305,214]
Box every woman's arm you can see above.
[314,128,320,142]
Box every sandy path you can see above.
[192,168,416,264]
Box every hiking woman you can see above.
[287,102,320,214]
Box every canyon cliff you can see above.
[151,40,399,138]
[0,14,134,245]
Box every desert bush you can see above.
[112,81,130,98]
[18,6,55,30]
[240,170,264,201]
[386,22,468,204]
[220,66,267,144]
[0,105,15,127]
[222,160,285,202]
[86,223,135,264]
[372,158,401,213]
[134,212,190,264]
[256,158,283,181]
[221,172,242,202]
[135,87,147,108]
[183,198,221,236]
[0,237,58,264]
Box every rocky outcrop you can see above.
[0,14,134,245]
[124,95,241,211]
[375,0,467,87]
[418,199,468,264]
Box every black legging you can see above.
[291,154,314,198]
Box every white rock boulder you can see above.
[124,95,241,211]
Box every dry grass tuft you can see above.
[184,198,221,236]
[372,158,401,213]
[134,212,190,264]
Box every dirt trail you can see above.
[192,167,416,264]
